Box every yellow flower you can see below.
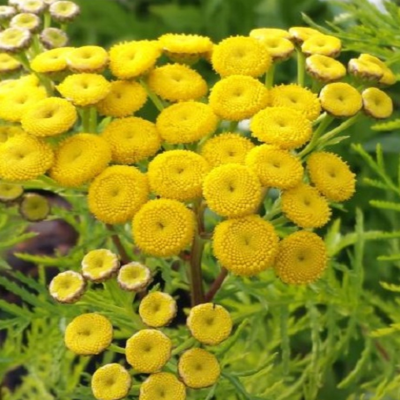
[57,73,111,106]
[0,182,23,203]
[139,372,186,400]
[88,165,149,224]
[91,364,131,400]
[213,215,279,276]
[109,40,162,79]
[30,46,74,73]
[126,329,172,373]
[10,13,40,32]
[302,34,341,57]
[252,34,294,62]
[21,97,77,137]
[66,45,108,73]
[81,249,120,282]
[0,86,47,122]
[0,125,24,143]
[251,107,312,150]
[49,270,86,303]
[19,0,46,13]
[361,87,393,119]
[117,262,152,292]
[101,117,161,165]
[245,144,303,189]
[281,183,331,228]
[159,33,213,64]
[65,313,113,355]
[178,348,220,389]
[211,36,272,77]
[0,52,21,73]
[203,164,262,218]
[307,151,356,202]
[0,134,54,181]
[274,231,328,285]
[139,291,177,328]
[348,58,384,82]
[50,133,111,187]
[19,192,50,222]
[209,75,269,121]
[49,0,80,23]
[288,27,321,43]
[306,54,346,82]
[187,303,232,345]
[156,101,218,144]
[319,82,362,117]
[200,133,254,167]
[250,28,291,40]
[96,80,147,118]
[269,84,321,121]
[148,150,209,201]
[358,54,396,85]
[0,27,32,53]
[132,199,195,257]
[147,63,208,102]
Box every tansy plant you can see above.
[0,0,398,399]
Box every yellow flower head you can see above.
[187,303,232,345]
[96,80,147,118]
[203,164,262,218]
[109,40,161,79]
[288,27,321,43]
[250,28,291,40]
[178,348,220,389]
[252,34,294,62]
[269,84,321,121]
[306,54,346,82]
[159,33,213,64]
[209,75,269,121]
[30,47,74,73]
[0,86,47,122]
[57,73,111,106]
[0,27,32,53]
[139,291,177,328]
[274,230,328,285]
[348,58,384,82]
[49,270,86,303]
[211,35,272,77]
[101,117,161,165]
[21,97,77,137]
[19,192,50,222]
[358,54,396,85]
[148,150,209,201]
[251,107,312,150]
[319,82,362,117]
[66,45,108,73]
[50,133,111,187]
[132,199,195,257]
[18,0,46,14]
[0,134,54,181]
[156,101,218,144]
[147,63,208,102]
[65,313,113,355]
[0,125,24,143]
[245,144,303,189]
[200,133,254,167]
[117,262,152,292]
[126,329,172,373]
[0,52,21,73]
[10,12,40,32]
[91,364,131,400]
[307,151,356,202]
[213,215,279,276]
[281,183,331,229]
[301,34,341,57]
[81,249,120,282]
[361,87,393,119]
[139,372,186,400]
[49,1,80,22]
[0,182,23,203]
[88,165,149,224]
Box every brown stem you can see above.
[106,224,130,265]
[205,268,228,302]
[189,234,205,306]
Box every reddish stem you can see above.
[205,268,228,302]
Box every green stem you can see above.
[270,215,288,227]
[171,337,196,356]
[139,78,165,111]
[31,34,43,57]
[109,343,126,354]
[265,63,276,89]
[81,107,90,132]
[44,12,51,29]
[296,47,306,87]
[88,106,98,133]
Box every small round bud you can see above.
[362,87,393,119]
[40,27,68,49]
[49,1,80,23]
[49,270,86,303]
[10,13,41,33]
[0,27,32,53]
[348,58,383,82]
[117,262,152,292]
[19,193,50,222]
[139,292,177,328]
[81,249,120,282]
[17,0,46,14]
[0,182,24,203]
[0,6,17,21]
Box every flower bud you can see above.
[40,27,68,48]
[49,1,80,23]
[0,27,32,53]
[19,192,51,222]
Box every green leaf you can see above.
[369,200,400,212]
[372,118,400,131]
[380,281,400,292]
